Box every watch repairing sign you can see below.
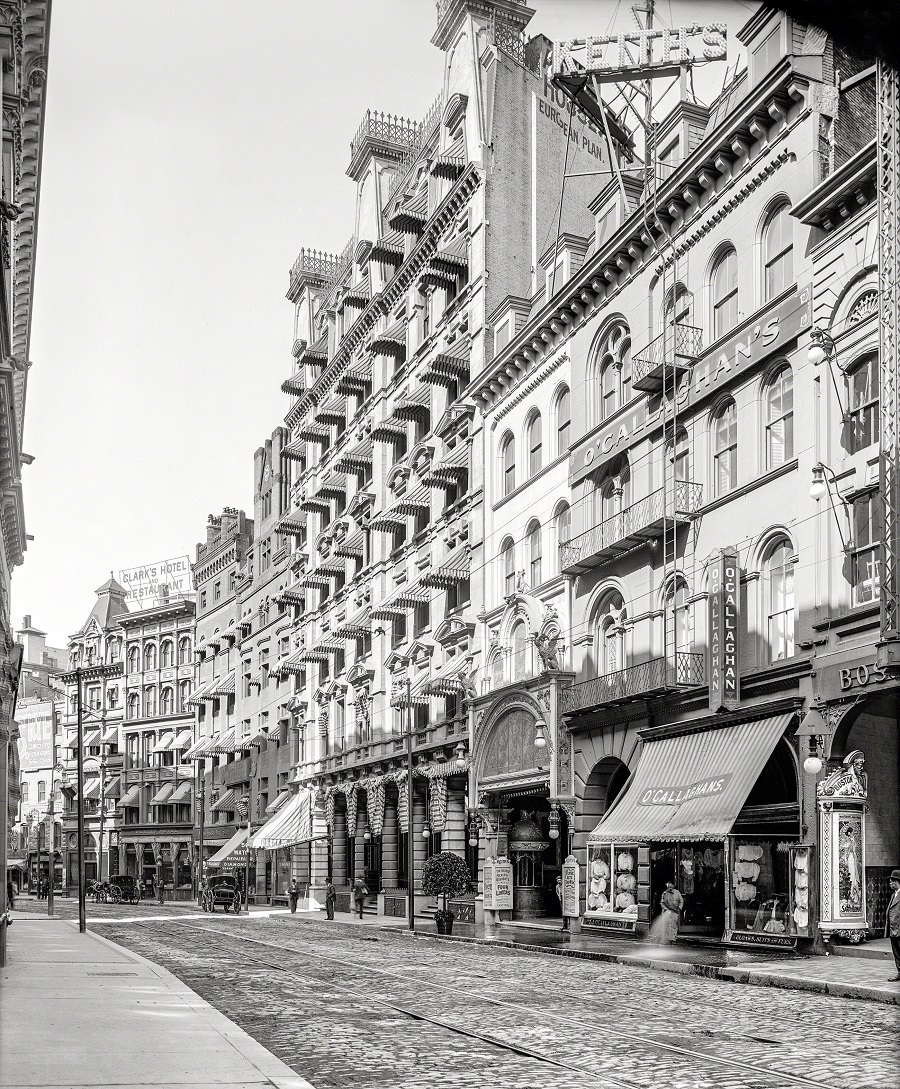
[119,556,192,611]
[708,548,740,711]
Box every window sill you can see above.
[811,601,880,635]
[493,451,568,510]
[698,458,797,515]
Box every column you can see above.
[412,790,426,893]
[382,800,398,887]
[332,809,347,885]
[444,786,466,857]
[354,803,367,881]
[309,808,329,908]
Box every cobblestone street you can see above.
[90,911,897,1089]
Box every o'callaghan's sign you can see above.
[709,548,741,711]
[638,774,732,807]
[571,286,811,485]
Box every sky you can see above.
[15,0,757,648]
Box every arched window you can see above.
[21,783,28,803]
[144,687,156,717]
[511,621,528,680]
[526,412,542,477]
[128,646,139,673]
[711,247,738,339]
[160,687,174,716]
[179,680,192,713]
[765,539,795,661]
[595,593,626,676]
[592,323,630,423]
[143,644,157,671]
[555,503,571,547]
[108,639,120,663]
[500,431,515,497]
[160,641,174,668]
[555,385,570,454]
[178,636,192,665]
[601,359,621,419]
[526,520,542,587]
[847,354,879,452]
[763,202,792,300]
[500,537,516,596]
[127,692,140,720]
[664,283,693,331]
[38,780,46,802]
[664,579,691,660]
[765,365,793,468]
[592,459,631,534]
[713,399,737,496]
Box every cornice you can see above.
[791,140,876,229]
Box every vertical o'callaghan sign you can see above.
[709,548,740,711]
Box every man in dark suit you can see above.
[887,868,900,982]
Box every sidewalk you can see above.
[0,915,315,1089]
[305,909,900,1005]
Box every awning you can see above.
[149,783,174,806]
[120,784,141,807]
[207,826,249,865]
[186,678,216,706]
[71,729,100,750]
[82,779,101,801]
[152,732,175,754]
[265,789,290,815]
[169,782,193,804]
[183,734,214,760]
[206,730,236,755]
[209,673,236,698]
[250,789,316,849]
[173,729,194,749]
[588,714,793,843]
[101,727,118,745]
[211,787,237,812]
[422,546,470,588]
[6,857,26,868]
[424,654,473,696]
[103,778,122,799]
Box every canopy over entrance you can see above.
[207,827,249,865]
[250,789,320,850]
[588,714,793,842]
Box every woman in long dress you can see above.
[647,881,684,944]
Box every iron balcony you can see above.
[559,480,702,574]
[632,322,703,392]
[561,652,706,715]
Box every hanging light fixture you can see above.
[548,804,560,840]
[809,464,828,502]
[454,742,466,769]
[421,822,431,839]
[534,719,547,749]
[467,816,479,848]
[363,823,372,842]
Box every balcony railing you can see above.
[560,481,702,574]
[561,653,705,715]
[350,110,421,160]
[632,322,703,392]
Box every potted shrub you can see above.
[422,851,470,935]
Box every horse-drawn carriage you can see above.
[199,873,242,913]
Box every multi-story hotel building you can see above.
[116,592,196,898]
[265,0,629,917]
[468,5,895,949]
[0,0,51,945]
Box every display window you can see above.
[585,842,639,927]
[726,835,801,945]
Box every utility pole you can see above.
[46,793,55,916]
[196,758,205,901]
[406,678,415,933]
[76,667,86,933]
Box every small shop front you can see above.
[584,712,803,948]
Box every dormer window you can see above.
[494,315,513,353]
[546,251,567,298]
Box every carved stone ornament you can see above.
[817,749,867,800]
[533,631,562,672]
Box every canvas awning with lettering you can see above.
[588,714,792,843]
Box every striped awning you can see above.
[275,513,307,536]
[206,730,236,755]
[372,582,429,620]
[186,678,215,707]
[173,729,194,749]
[278,649,307,675]
[333,528,365,559]
[169,781,193,804]
[588,714,793,843]
[149,783,174,806]
[101,727,118,746]
[422,547,470,588]
[334,438,374,474]
[209,673,236,698]
[333,610,371,639]
[424,654,473,696]
[277,587,306,608]
[152,732,175,754]
[424,443,469,487]
[71,729,101,750]
[120,784,141,807]
[183,734,214,760]
[390,673,431,708]
[211,787,237,812]
[207,826,249,865]
[265,789,290,816]
[393,384,431,420]
[103,778,122,799]
[250,789,316,849]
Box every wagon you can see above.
[200,873,242,913]
[108,874,142,905]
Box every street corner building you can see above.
[468,3,897,950]
[1,0,51,941]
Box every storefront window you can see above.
[728,836,792,937]
[587,843,637,918]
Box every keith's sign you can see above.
[571,287,811,485]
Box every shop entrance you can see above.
[504,797,570,919]
[650,842,725,934]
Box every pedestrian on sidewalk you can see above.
[288,879,300,913]
[886,868,900,981]
[6,877,14,911]
[324,878,336,920]
[555,876,569,931]
[647,881,684,945]
[352,873,368,920]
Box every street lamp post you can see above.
[76,666,86,933]
[196,759,205,901]
[45,798,54,916]
[405,678,415,933]
[239,795,251,915]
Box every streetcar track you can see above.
[129,919,849,1089]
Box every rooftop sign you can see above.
[119,556,192,611]
[552,24,727,84]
